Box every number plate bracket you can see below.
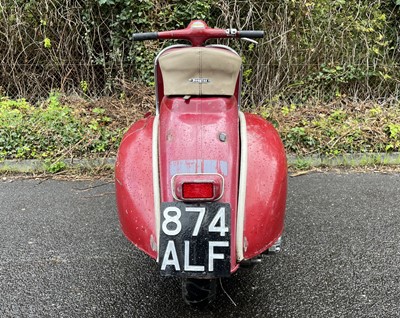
[159,202,231,278]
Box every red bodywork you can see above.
[115,117,157,259]
[243,114,287,259]
[115,109,287,270]
[115,20,287,274]
[157,20,229,46]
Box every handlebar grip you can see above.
[237,31,264,39]
[132,32,158,41]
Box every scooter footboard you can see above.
[242,113,287,260]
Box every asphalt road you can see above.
[0,173,399,318]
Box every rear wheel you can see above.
[181,278,217,308]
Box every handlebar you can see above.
[132,32,158,41]
[131,20,264,46]
[237,30,264,39]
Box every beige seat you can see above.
[158,47,242,96]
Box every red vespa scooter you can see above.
[115,20,287,306]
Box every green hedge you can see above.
[0,0,399,105]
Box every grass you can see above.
[0,160,115,180]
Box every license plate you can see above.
[159,202,231,278]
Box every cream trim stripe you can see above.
[236,111,248,261]
[152,115,161,261]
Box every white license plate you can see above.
[159,202,231,278]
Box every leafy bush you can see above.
[260,99,400,155]
[0,93,122,160]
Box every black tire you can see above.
[181,278,217,308]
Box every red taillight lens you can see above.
[182,182,214,199]
[172,174,223,201]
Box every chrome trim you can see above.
[225,28,237,37]
[268,237,282,254]
[154,44,189,114]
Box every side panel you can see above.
[159,97,240,272]
[115,116,157,259]
[243,113,287,260]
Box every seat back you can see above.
[158,47,242,96]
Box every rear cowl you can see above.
[114,105,287,268]
[115,116,157,259]
[242,113,287,259]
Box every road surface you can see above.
[0,172,399,317]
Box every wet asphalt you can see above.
[0,172,399,318]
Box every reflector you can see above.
[182,182,214,199]
[172,174,224,202]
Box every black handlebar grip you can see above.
[132,32,158,41]
[238,31,264,38]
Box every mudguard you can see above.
[158,96,240,272]
[115,116,157,259]
[242,113,287,260]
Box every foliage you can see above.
[0,93,122,161]
[276,0,399,102]
[2,91,400,171]
[227,0,400,105]
[93,0,220,84]
[1,0,400,165]
[1,0,399,104]
[259,99,400,155]
[44,159,67,173]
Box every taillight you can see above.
[172,174,224,202]
[182,182,214,199]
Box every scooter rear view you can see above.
[115,20,287,307]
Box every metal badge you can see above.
[189,78,211,84]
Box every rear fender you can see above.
[240,113,287,260]
[115,116,157,259]
[158,96,240,272]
